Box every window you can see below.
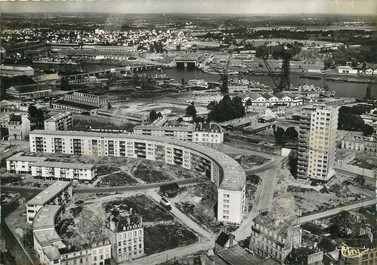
[223,199,229,203]
[223,194,230,198]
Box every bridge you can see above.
[175,56,198,69]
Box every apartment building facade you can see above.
[7,113,30,140]
[133,122,224,147]
[44,112,73,131]
[31,161,96,183]
[29,130,246,224]
[6,152,46,174]
[106,214,144,263]
[26,181,72,223]
[297,105,338,182]
[249,220,302,263]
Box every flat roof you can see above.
[32,161,95,170]
[27,181,71,206]
[44,112,72,122]
[33,229,66,249]
[30,130,245,191]
[52,100,97,110]
[218,245,278,265]
[7,153,46,163]
[134,125,194,132]
[33,205,61,231]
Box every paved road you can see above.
[233,159,282,241]
[299,198,377,223]
[123,241,213,265]
[146,190,214,240]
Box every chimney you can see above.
[229,233,235,247]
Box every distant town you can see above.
[0,12,376,265]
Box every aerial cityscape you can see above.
[0,1,376,265]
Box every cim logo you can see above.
[340,243,375,258]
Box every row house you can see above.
[243,92,303,107]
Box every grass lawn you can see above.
[96,172,138,187]
[103,195,173,222]
[96,165,120,176]
[144,222,198,255]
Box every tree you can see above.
[288,150,298,177]
[273,126,285,144]
[149,110,158,122]
[28,105,38,120]
[157,112,163,118]
[220,74,228,94]
[318,238,336,252]
[185,104,197,118]
[37,109,44,127]
[207,100,217,111]
[326,211,354,238]
[285,127,298,140]
[177,117,183,123]
[361,124,374,136]
[60,76,70,90]
[107,102,112,110]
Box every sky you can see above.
[1,0,377,15]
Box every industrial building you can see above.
[29,130,246,224]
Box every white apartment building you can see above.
[106,214,144,263]
[133,122,224,147]
[7,113,30,140]
[297,105,338,182]
[26,181,72,223]
[242,92,303,107]
[33,205,111,265]
[29,130,246,224]
[31,161,96,183]
[44,112,73,131]
[6,153,46,174]
[64,92,108,108]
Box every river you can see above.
[82,63,377,99]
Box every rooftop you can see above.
[30,130,245,191]
[52,100,98,110]
[32,160,95,170]
[33,205,62,231]
[7,153,46,163]
[217,245,278,265]
[27,181,71,206]
[44,112,72,122]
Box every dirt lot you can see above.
[173,180,226,233]
[144,222,198,255]
[103,195,174,222]
[287,174,375,215]
[96,172,139,187]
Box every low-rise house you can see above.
[341,133,377,155]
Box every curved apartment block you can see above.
[29,130,246,224]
